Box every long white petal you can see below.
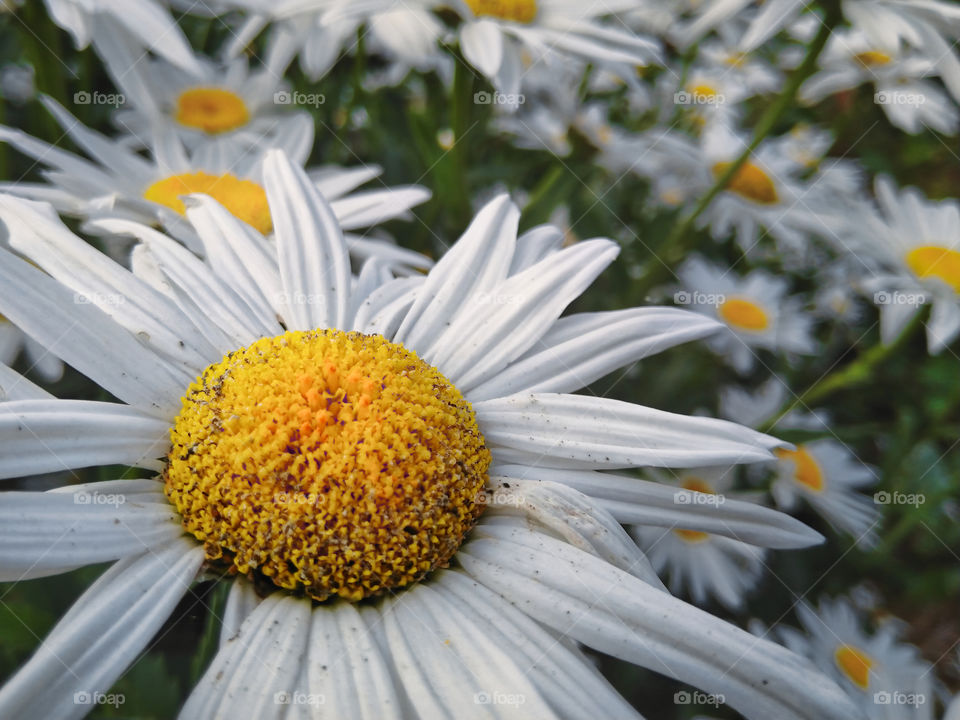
[0,483,183,581]
[467,308,720,401]
[458,528,863,720]
[476,393,781,469]
[263,149,351,332]
[492,464,823,549]
[0,539,203,720]
[0,249,188,418]
[0,399,169,480]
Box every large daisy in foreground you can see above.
[0,151,861,719]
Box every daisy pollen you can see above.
[905,245,960,293]
[833,644,874,689]
[672,478,715,543]
[713,161,780,205]
[718,297,771,331]
[175,87,250,134]
[164,329,491,602]
[852,51,892,69]
[143,171,273,234]
[465,0,538,23]
[776,446,825,492]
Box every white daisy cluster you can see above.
[0,0,954,719]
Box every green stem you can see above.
[448,58,476,222]
[761,310,924,433]
[640,3,841,294]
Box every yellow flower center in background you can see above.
[775,445,825,492]
[690,83,719,99]
[176,87,250,134]
[165,329,491,602]
[465,0,537,22]
[834,645,874,689]
[854,51,892,68]
[681,477,715,495]
[144,172,273,235]
[905,245,960,293]
[713,161,780,205]
[674,529,710,543]
[718,297,770,331]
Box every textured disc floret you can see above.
[164,330,491,601]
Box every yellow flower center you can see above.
[905,245,960,293]
[674,477,714,542]
[725,52,747,67]
[854,51,892,68]
[681,477,715,494]
[775,445,825,492]
[465,0,537,22]
[713,161,780,205]
[175,87,250,134]
[834,645,874,689]
[144,172,273,235]
[164,329,491,602]
[690,83,719,99]
[674,529,710,543]
[718,297,770,332]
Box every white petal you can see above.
[0,249,189,418]
[304,602,403,720]
[478,479,665,588]
[461,20,504,78]
[263,149,352,331]
[435,571,643,719]
[467,308,721,401]
[0,483,183,580]
[458,529,862,720]
[492,464,823,549]
[508,225,564,274]
[429,239,619,389]
[183,594,311,719]
[0,399,169,480]
[0,539,203,720]
[394,195,518,354]
[218,578,263,650]
[0,363,53,402]
[382,583,557,719]
[330,186,431,230]
[476,393,781,469]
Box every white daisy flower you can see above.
[696,125,840,254]
[840,177,960,354]
[0,97,432,271]
[0,151,861,720]
[326,0,661,103]
[205,0,446,82]
[777,597,934,720]
[676,255,817,374]
[40,0,202,73]
[697,31,783,96]
[632,466,767,611]
[844,0,960,105]
[89,18,313,158]
[720,382,881,546]
[800,28,958,135]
